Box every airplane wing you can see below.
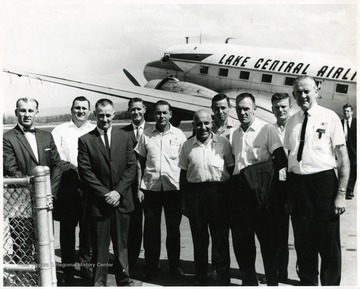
[3,69,241,124]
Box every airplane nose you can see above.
[143,60,181,81]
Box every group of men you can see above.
[3,75,356,286]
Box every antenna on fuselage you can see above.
[225,37,235,44]
[185,37,189,44]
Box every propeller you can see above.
[123,69,141,87]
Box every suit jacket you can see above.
[342,117,356,158]
[78,127,137,217]
[3,124,62,198]
[122,122,151,149]
[122,122,151,201]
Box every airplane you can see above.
[3,40,357,126]
[143,42,356,117]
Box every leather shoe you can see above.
[170,267,185,278]
[142,268,160,280]
[80,267,93,281]
[346,191,354,199]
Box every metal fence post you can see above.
[44,166,57,287]
[33,166,52,287]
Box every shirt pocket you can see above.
[167,144,180,160]
[249,147,261,162]
[210,143,225,168]
[312,122,331,150]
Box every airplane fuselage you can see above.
[144,43,357,116]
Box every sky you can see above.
[1,0,358,116]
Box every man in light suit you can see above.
[3,97,62,263]
[342,104,357,199]
[121,97,151,270]
[78,98,137,286]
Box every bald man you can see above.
[179,109,234,285]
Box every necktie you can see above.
[104,129,111,157]
[135,126,139,141]
[346,120,350,142]
[297,111,308,162]
[23,127,36,133]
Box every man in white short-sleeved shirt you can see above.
[284,76,349,286]
[179,109,234,285]
[135,100,186,280]
[270,92,292,282]
[230,93,287,286]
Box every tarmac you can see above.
[53,189,358,287]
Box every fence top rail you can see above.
[3,176,32,186]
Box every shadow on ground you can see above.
[55,249,300,286]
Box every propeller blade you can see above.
[123,69,141,87]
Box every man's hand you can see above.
[334,190,346,216]
[137,190,144,203]
[105,190,121,207]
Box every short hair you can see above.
[155,100,172,111]
[71,96,90,109]
[271,92,291,105]
[343,104,353,111]
[211,93,230,108]
[235,92,255,105]
[16,97,39,109]
[293,75,318,88]
[95,98,114,109]
[128,97,145,108]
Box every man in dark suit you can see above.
[3,97,62,263]
[342,104,357,199]
[78,98,137,286]
[121,97,150,270]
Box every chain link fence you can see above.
[3,166,56,287]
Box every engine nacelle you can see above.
[144,77,216,99]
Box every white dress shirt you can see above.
[52,120,95,166]
[178,133,234,183]
[19,123,39,162]
[231,117,282,175]
[284,104,346,175]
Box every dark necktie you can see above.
[297,111,308,162]
[346,120,350,142]
[104,129,111,157]
[136,126,140,141]
[23,127,36,133]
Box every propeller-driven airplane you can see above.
[3,40,356,125]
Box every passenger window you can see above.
[200,66,209,74]
[261,74,272,83]
[336,84,349,94]
[285,77,295,86]
[239,71,250,80]
[219,68,229,77]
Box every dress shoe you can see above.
[60,273,75,286]
[142,267,161,280]
[346,191,354,199]
[259,276,267,284]
[117,279,134,286]
[80,267,93,281]
[170,267,185,278]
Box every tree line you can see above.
[3,111,130,125]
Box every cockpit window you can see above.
[161,54,170,63]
